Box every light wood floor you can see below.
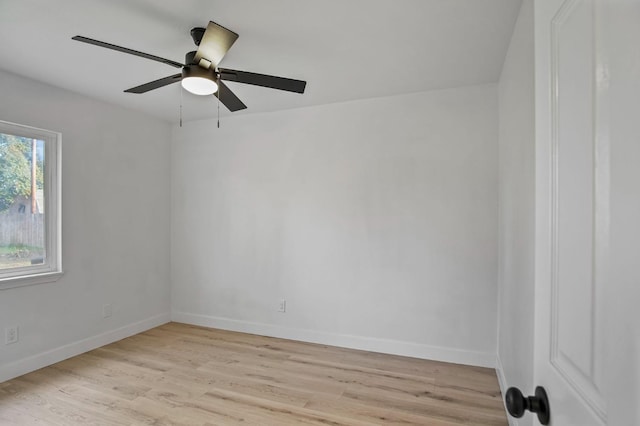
[0,322,508,425]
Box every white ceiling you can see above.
[0,0,521,123]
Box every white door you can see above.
[533,0,640,425]
[604,3,640,425]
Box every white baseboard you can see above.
[496,354,519,426]
[0,312,171,383]
[171,311,496,368]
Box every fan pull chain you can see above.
[217,76,221,129]
[179,85,183,128]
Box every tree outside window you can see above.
[0,121,61,288]
[0,134,45,268]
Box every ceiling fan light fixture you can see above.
[181,66,218,95]
[182,76,218,95]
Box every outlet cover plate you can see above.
[103,303,113,318]
[5,326,18,345]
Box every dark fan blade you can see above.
[125,74,182,94]
[72,36,184,68]
[193,21,238,68]
[219,68,306,93]
[214,80,247,112]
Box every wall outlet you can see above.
[102,303,113,318]
[278,299,286,313]
[5,326,18,345]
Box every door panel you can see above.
[530,0,639,424]
[535,0,607,424]
[551,0,607,416]
[554,0,597,380]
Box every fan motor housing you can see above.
[182,63,217,81]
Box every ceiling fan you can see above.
[72,21,307,112]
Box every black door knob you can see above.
[505,386,550,425]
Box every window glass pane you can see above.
[0,133,46,270]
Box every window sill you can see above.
[0,271,64,290]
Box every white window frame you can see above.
[0,120,62,290]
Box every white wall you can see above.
[0,70,172,381]
[172,85,499,367]
[496,0,535,423]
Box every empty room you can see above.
[0,0,638,425]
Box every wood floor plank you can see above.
[195,388,372,426]
[0,322,507,425]
[304,393,461,426]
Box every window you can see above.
[0,120,61,289]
